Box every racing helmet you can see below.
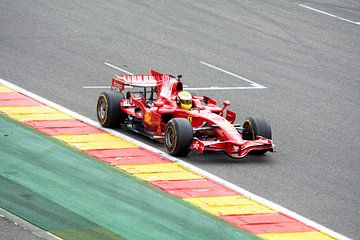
[177,91,192,110]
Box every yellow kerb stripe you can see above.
[54,133,138,150]
[0,106,74,121]
[185,195,276,216]
[118,163,187,174]
[133,172,204,182]
[118,163,204,181]
[54,133,120,143]
[0,106,59,114]
[0,84,15,92]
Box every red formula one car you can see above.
[96,70,273,158]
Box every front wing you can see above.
[190,137,273,158]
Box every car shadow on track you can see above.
[115,129,274,165]
[183,151,274,165]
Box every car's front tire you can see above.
[242,116,272,155]
[165,118,193,157]
[97,91,126,128]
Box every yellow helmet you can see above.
[177,91,192,110]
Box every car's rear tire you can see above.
[165,118,193,157]
[242,116,272,155]
[97,91,126,128]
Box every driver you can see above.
[177,91,192,110]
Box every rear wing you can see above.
[111,69,171,91]
[111,69,182,100]
[111,70,177,99]
[150,69,182,99]
[111,75,161,91]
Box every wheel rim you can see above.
[97,97,107,121]
[242,121,255,140]
[165,126,175,149]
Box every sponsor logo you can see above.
[187,116,192,123]
[232,145,239,152]
[191,140,204,153]
[144,112,152,124]
[120,75,159,86]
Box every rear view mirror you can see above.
[220,100,231,116]
[223,100,230,108]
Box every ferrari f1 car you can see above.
[96,70,274,158]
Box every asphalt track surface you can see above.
[0,0,359,239]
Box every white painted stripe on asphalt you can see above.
[185,86,265,90]
[0,78,351,240]
[104,62,134,75]
[46,232,64,240]
[83,86,264,90]
[299,4,360,26]
[104,62,266,91]
[83,86,109,89]
[200,61,267,89]
[83,85,135,89]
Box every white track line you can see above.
[184,86,265,90]
[104,62,134,75]
[0,78,351,240]
[200,61,267,89]
[83,86,109,89]
[83,85,189,89]
[46,232,64,240]
[87,61,137,90]
[299,4,360,26]
[104,61,266,90]
[83,85,134,89]
[83,86,262,90]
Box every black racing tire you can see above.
[165,118,193,157]
[97,91,126,128]
[242,116,272,155]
